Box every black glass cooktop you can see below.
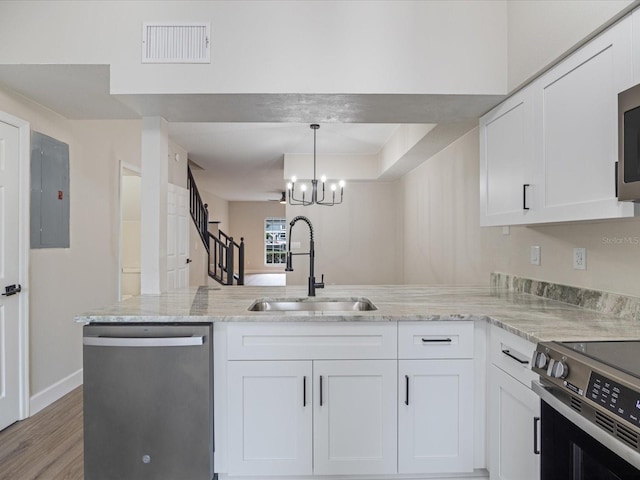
[562,341,640,380]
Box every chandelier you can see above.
[287,124,345,206]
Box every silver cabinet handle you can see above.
[83,335,204,348]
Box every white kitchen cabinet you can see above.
[398,322,475,474]
[479,14,638,226]
[533,15,635,224]
[480,86,536,227]
[488,325,540,480]
[313,360,397,475]
[225,322,399,477]
[398,359,474,474]
[227,360,313,475]
[489,365,540,480]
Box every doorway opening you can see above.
[119,165,141,300]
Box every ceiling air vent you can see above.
[142,22,210,64]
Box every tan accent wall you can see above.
[400,128,640,298]
[1,85,143,396]
[286,181,402,286]
[229,201,286,274]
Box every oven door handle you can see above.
[533,416,540,455]
[532,381,640,470]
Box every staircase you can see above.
[188,165,245,286]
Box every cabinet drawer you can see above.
[398,322,473,359]
[227,322,397,360]
[490,324,537,388]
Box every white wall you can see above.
[229,201,286,274]
[286,181,402,286]
[507,0,635,91]
[0,1,507,96]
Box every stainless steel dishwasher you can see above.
[83,323,214,480]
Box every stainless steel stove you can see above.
[532,340,640,477]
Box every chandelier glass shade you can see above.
[287,124,345,206]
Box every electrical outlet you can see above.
[502,226,510,235]
[291,241,301,250]
[530,246,541,266]
[573,248,586,270]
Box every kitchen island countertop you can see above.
[75,284,640,344]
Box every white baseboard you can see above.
[29,368,83,416]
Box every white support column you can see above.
[140,117,169,294]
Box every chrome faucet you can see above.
[285,215,325,297]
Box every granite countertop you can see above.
[75,284,640,344]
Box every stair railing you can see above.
[187,166,210,253]
[187,165,245,286]
[209,233,245,285]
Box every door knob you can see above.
[186,258,192,264]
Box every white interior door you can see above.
[0,120,22,430]
[167,184,189,290]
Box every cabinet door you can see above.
[398,359,474,474]
[489,365,541,480]
[480,86,535,226]
[313,360,397,475]
[535,16,636,223]
[227,361,312,475]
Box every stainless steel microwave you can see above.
[618,83,640,201]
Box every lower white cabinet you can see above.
[227,361,313,475]
[227,359,397,476]
[222,321,480,478]
[398,359,474,474]
[489,365,540,480]
[314,360,397,475]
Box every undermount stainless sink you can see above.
[248,297,377,312]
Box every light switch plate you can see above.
[291,241,301,249]
[530,246,541,266]
[573,248,586,270]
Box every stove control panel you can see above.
[534,341,640,433]
[588,373,640,428]
[532,343,588,395]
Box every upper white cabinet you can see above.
[480,15,638,226]
[480,86,535,226]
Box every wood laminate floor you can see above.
[0,387,83,480]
